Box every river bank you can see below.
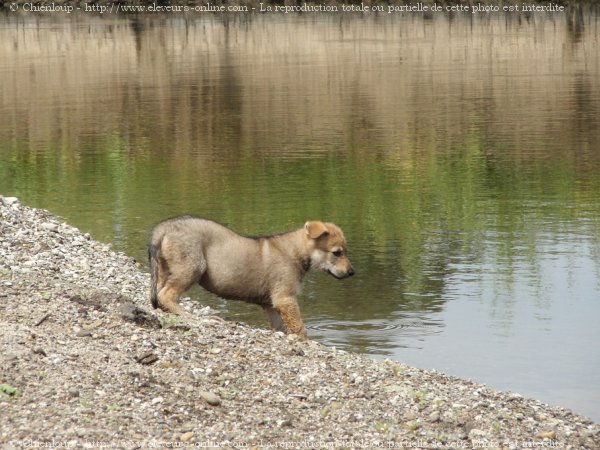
[0,195,598,449]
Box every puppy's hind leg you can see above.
[157,264,205,315]
[157,280,188,315]
[156,238,206,315]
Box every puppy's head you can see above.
[304,221,354,279]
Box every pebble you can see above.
[276,418,293,427]
[32,347,47,357]
[136,351,159,365]
[468,428,487,440]
[2,196,19,205]
[180,432,194,442]
[428,411,441,423]
[198,391,221,406]
[68,388,80,397]
[40,222,59,233]
[536,430,557,439]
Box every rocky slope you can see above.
[0,195,598,449]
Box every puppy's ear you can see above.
[304,221,329,239]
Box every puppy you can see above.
[148,217,354,339]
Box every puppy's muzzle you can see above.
[328,267,355,279]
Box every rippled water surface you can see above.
[1,11,599,420]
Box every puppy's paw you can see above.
[298,326,308,341]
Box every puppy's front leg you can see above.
[271,296,308,340]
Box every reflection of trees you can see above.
[566,3,586,44]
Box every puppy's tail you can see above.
[148,240,160,309]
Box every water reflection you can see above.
[1,11,600,420]
[309,316,445,355]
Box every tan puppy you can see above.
[148,217,354,339]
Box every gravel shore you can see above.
[1,196,598,450]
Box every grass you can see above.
[158,315,180,329]
[0,384,21,397]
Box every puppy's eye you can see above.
[332,250,343,257]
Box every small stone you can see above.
[468,429,487,440]
[75,330,92,338]
[276,418,293,427]
[3,196,19,205]
[290,347,305,357]
[536,430,557,440]
[68,388,80,397]
[83,320,102,331]
[41,222,59,233]
[151,396,164,405]
[199,391,221,406]
[406,420,420,431]
[428,411,441,423]
[180,432,194,442]
[403,412,417,421]
[33,347,47,357]
[351,374,364,384]
[35,313,50,327]
[136,351,159,365]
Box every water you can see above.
[1,10,599,421]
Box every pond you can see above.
[1,10,599,421]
